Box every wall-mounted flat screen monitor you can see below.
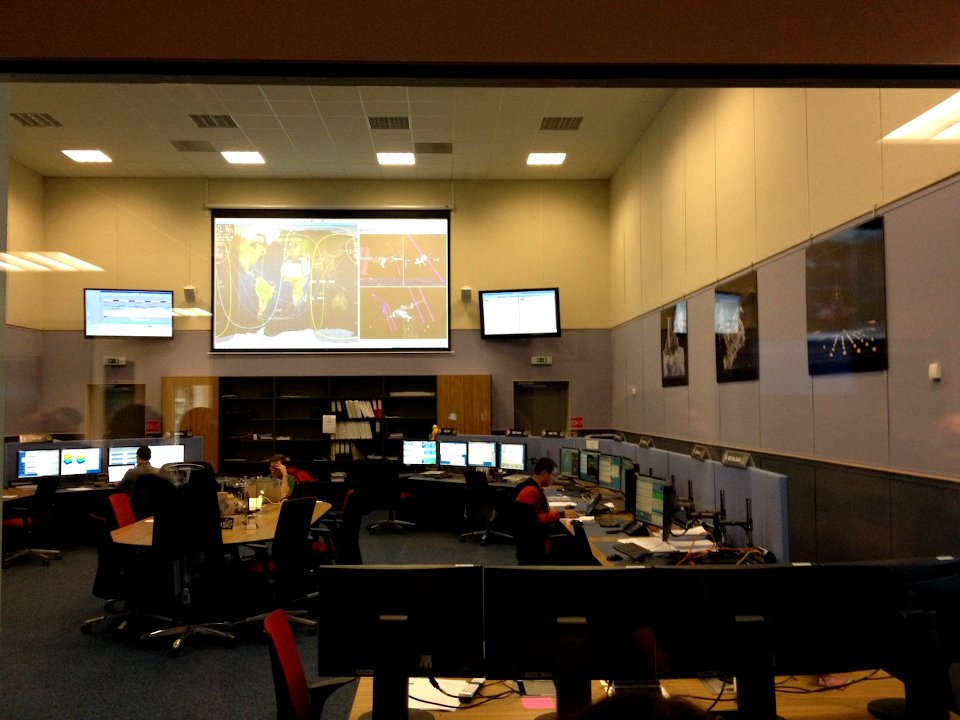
[635,473,665,526]
[402,439,437,466]
[148,444,185,467]
[437,440,468,467]
[59,447,102,476]
[559,446,579,477]
[466,440,497,468]
[579,449,600,484]
[478,287,560,338]
[108,465,133,484]
[211,209,451,352]
[598,453,623,491]
[108,446,139,466]
[17,449,61,479]
[498,442,527,472]
[84,288,174,338]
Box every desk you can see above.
[348,674,914,720]
[111,499,331,546]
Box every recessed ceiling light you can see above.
[527,152,566,166]
[884,90,960,141]
[0,251,102,272]
[62,150,112,163]
[377,152,415,166]
[221,151,265,164]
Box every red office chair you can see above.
[263,609,353,720]
[108,492,137,528]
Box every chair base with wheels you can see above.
[141,621,236,655]
[2,544,62,568]
[459,524,513,546]
[366,508,416,534]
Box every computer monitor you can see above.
[498,442,527,472]
[437,440,468,468]
[634,473,665,527]
[317,565,485,720]
[598,453,623,491]
[148,444,185,467]
[402,439,437,466]
[16,448,60,480]
[107,464,133,484]
[558,446,579,477]
[108,445,139,466]
[578,449,600,484]
[59,447,102,476]
[466,440,497,468]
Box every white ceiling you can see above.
[7,82,675,181]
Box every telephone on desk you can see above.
[620,519,649,537]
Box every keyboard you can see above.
[613,541,651,561]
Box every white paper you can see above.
[322,414,337,434]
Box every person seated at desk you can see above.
[513,457,577,564]
[268,454,293,500]
[117,446,164,495]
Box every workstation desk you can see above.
[347,674,915,720]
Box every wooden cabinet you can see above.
[436,375,491,434]
[160,377,218,468]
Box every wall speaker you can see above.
[183,285,197,303]
[460,286,472,303]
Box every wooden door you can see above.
[436,375,491,434]
[161,376,219,470]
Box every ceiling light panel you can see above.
[62,150,112,163]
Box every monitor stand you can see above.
[358,671,433,720]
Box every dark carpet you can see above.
[0,509,515,720]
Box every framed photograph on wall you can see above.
[805,217,887,376]
[661,301,688,387]
[715,269,759,383]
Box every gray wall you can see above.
[5,327,612,437]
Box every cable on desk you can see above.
[774,670,891,694]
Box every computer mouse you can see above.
[605,529,621,535]
[606,554,622,562]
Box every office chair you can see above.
[459,470,513,545]
[263,610,354,720]
[327,488,363,565]
[2,476,63,567]
[570,521,602,566]
[363,460,416,533]
[81,513,132,634]
[139,468,237,655]
[108,492,136,528]
[233,497,320,631]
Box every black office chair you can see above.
[2,476,62,567]
[459,470,513,545]
[139,467,238,655]
[233,497,320,631]
[569,521,602,566]
[512,501,549,565]
[363,460,416,533]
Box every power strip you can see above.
[458,678,485,701]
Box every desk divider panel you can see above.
[665,455,718,515]
[634,447,671,481]
[746,467,790,563]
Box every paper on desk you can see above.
[408,678,461,711]
[617,535,715,553]
[548,500,573,508]
[574,516,596,523]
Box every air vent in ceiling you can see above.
[189,114,238,129]
[10,112,62,127]
[368,116,410,130]
[539,116,583,131]
[413,142,453,154]
[170,140,218,152]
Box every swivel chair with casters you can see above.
[325,488,363,565]
[232,497,320,632]
[459,470,513,546]
[362,460,416,534]
[263,609,354,720]
[138,469,238,655]
[2,475,62,567]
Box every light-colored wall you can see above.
[4,169,612,432]
[610,87,960,479]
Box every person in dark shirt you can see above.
[513,456,577,564]
[117,445,162,495]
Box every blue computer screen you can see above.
[437,441,468,467]
[59,447,102,476]
[634,474,665,525]
[579,450,600,484]
[559,447,579,477]
[17,449,61,479]
[402,440,437,466]
[498,442,527,472]
[467,441,497,468]
[598,454,623,491]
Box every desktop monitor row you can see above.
[16,444,186,484]
[558,446,626,491]
[402,439,527,473]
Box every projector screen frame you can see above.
[211,208,451,353]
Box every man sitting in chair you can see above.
[513,457,577,564]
